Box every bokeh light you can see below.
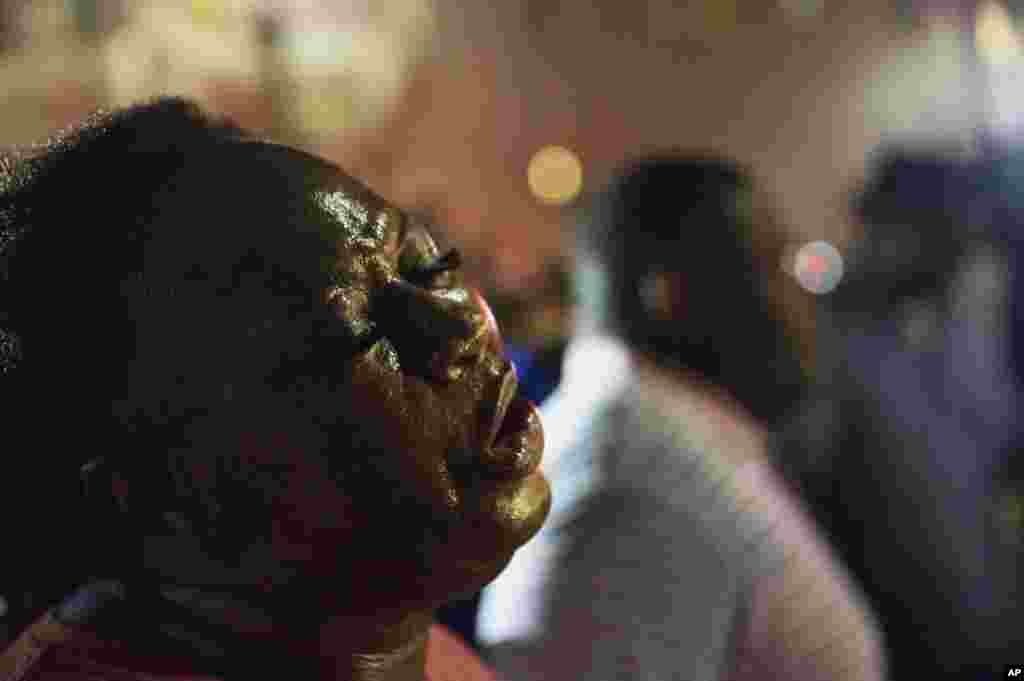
[862,15,974,142]
[189,0,231,30]
[778,0,825,22]
[977,0,1024,136]
[792,240,843,294]
[976,0,1022,67]
[700,0,738,36]
[527,145,583,206]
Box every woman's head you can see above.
[0,98,549,620]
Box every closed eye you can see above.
[405,248,462,289]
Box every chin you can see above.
[454,470,553,563]
[485,470,552,547]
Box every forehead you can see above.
[225,142,401,252]
[310,171,398,250]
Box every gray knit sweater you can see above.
[478,336,885,681]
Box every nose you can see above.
[373,280,503,381]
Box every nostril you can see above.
[421,288,501,382]
[371,280,487,382]
[376,280,473,339]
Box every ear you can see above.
[80,457,129,514]
[83,458,198,537]
[640,271,672,321]
[0,328,21,374]
[640,270,687,322]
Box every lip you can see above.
[475,362,544,480]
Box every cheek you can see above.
[345,355,452,459]
[269,455,362,569]
[237,432,356,538]
[342,356,483,513]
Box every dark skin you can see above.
[102,144,551,680]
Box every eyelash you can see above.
[406,248,462,288]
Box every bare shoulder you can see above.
[426,624,498,681]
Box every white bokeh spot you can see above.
[792,240,844,294]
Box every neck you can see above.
[631,351,752,419]
[140,583,435,681]
[630,350,769,466]
[315,611,432,681]
[131,530,438,681]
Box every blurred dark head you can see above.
[834,147,977,317]
[576,153,810,427]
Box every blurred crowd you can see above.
[3,0,1024,678]
[469,142,1024,679]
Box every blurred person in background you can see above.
[778,147,1023,678]
[478,153,886,681]
[489,264,573,407]
[984,141,1024,533]
[0,97,551,681]
[0,0,28,54]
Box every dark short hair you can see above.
[834,147,976,314]
[579,153,806,425]
[0,96,351,429]
[0,98,346,609]
[2,97,245,377]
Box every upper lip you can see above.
[483,363,519,451]
[467,360,544,480]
